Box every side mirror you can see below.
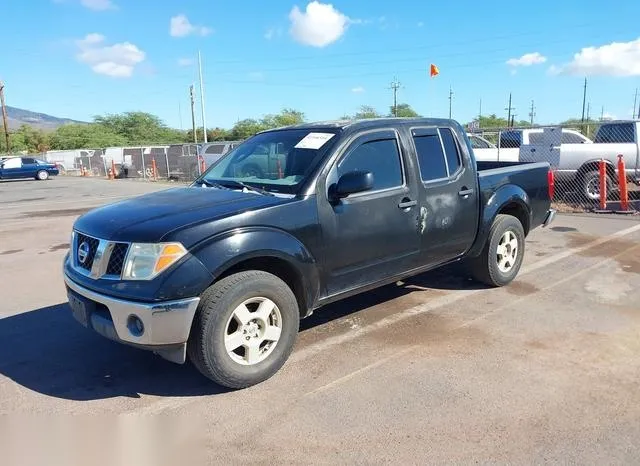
[331,170,374,199]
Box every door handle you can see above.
[398,199,417,209]
[458,188,474,197]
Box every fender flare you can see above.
[192,227,321,312]
[467,184,531,258]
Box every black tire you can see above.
[36,170,49,181]
[187,270,300,389]
[581,169,613,202]
[467,214,525,287]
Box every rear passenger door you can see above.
[410,127,479,263]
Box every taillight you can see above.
[548,169,555,200]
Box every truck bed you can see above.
[476,160,552,232]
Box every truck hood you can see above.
[73,186,291,243]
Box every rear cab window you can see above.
[594,123,636,143]
[411,127,462,182]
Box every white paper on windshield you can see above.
[295,132,335,150]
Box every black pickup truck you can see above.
[63,118,556,388]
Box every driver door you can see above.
[317,129,421,297]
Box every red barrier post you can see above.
[547,169,555,200]
[617,154,629,211]
[598,159,607,211]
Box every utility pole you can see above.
[478,98,482,121]
[581,77,587,123]
[198,50,208,143]
[448,86,454,119]
[600,106,604,121]
[0,81,10,153]
[633,88,638,119]
[529,100,536,126]
[388,77,401,117]
[505,93,515,127]
[189,84,197,144]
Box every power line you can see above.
[581,77,587,123]
[189,84,197,144]
[198,50,208,144]
[388,77,401,117]
[198,21,607,65]
[505,93,515,127]
[0,81,10,153]
[529,100,536,125]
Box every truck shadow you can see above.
[0,266,486,402]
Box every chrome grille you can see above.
[71,231,129,280]
[75,233,99,271]
[106,243,129,276]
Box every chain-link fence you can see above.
[467,120,640,214]
[35,122,640,215]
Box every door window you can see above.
[21,158,36,164]
[413,134,448,182]
[337,138,403,191]
[439,128,462,174]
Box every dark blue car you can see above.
[0,156,59,181]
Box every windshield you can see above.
[197,128,340,195]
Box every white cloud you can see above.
[289,1,351,47]
[177,57,194,67]
[81,0,115,10]
[75,33,145,78]
[170,14,213,38]
[506,52,547,67]
[601,112,616,121]
[351,86,365,93]
[551,38,640,77]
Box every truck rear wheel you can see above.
[187,270,299,389]
[468,214,525,287]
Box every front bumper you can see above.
[64,273,200,364]
[542,208,557,227]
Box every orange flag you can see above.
[430,63,439,77]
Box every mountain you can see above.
[3,106,86,130]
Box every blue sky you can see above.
[3,0,640,129]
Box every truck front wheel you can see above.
[467,214,525,287]
[187,270,300,389]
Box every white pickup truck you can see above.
[470,121,640,200]
[469,128,592,163]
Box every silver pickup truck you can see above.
[517,120,640,200]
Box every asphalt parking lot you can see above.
[1,176,640,464]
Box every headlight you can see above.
[122,242,187,280]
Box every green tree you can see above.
[229,119,266,140]
[0,125,51,153]
[353,105,381,119]
[49,124,127,150]
[389,103,420,118]
[93,111,183,145]
[262,108,305,128]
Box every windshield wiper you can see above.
[216,180,275,196]
[195,179,229,190]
